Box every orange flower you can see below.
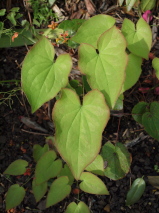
[48,21,58,30]
[11,32,19,42]
[61,31,69,37]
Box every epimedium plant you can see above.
[3,14,157,211]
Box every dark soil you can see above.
[1,1,159,213]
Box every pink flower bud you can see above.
[142,10,153,23]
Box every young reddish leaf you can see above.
[46,176,71,208]
[4,160,28,176]
[53,89,110,180]
[6,184,25,210]
[23,168,31,176]
[65,201,90,213]
[79,172,109,195]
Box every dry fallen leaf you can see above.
[148,176,159,189]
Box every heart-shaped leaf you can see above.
[101,142,131,180]
[140,0,156,12]
[46,176,71,208]
[35,150,62,184]
[58,164,74,185]
[4,160,28,175]
[53,88,110,180]
[22,36,72,112]
[78,26,127,109]
[32,179,47,202]
[142,102,159,141]
[65,201,90,213]
[126,177,145,206]
[152,57,159,80]
[121,18,152,59]
[85,155,104,176]
[71,14,115,48]
[122,53,142,93]
[132,102,149,124]
[33,144,49,162]
[6,184,25,210]
[79,172,109,195]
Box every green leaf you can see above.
[58,164,74,185]
[33,144,49,162]
[0,9,6,16]
[78,26,127,109]
[142,102,159,141]
[140,0,156,12]
[79,172,109,195]
[132,102,149,124]
[118,0,124,6]
[22,37,72,113]
[58,19,86,36]
[53,89,110,180]
[85,155,104,176]
[33,19,40,27]
[122,53,142,93]
[113,94,124,111]
[71,15,115,48]
[49,0,56,6]
[0,22,4,38]
[4,160,28,175]
[69,79,83,96]
[46,176,71,208]
[65,202,90,213]
[35,150,62,184]
[126,0,138,11]
[82,75,91,93]
[10,7,20,12]
[121,18,152,59]
[0,28,38,48]
[101,142,131,180]
[152,57,159,80]
[32,179,47,202]
[6,12,17,26]
[6,184,25,210]
[126,177,146,206]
